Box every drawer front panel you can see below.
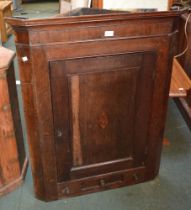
[58,167,146,197]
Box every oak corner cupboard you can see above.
[7,9,180,201]
[0,46,28,196]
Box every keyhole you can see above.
[63,187,70,195]
[100,179,105,187]
[56,129,63,137]
[133,174,139,181]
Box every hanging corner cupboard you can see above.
[7,9,180,201]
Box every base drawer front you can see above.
[58,167,146,197]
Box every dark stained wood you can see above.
[0,46,28,196]
[7,9,180,201]
[50,52,155,182]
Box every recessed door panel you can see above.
[50,52,156,182]
[69,68,139,167]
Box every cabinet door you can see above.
[50,51,156,188]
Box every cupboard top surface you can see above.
[6,10,181,28]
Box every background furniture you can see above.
[175,13,191,130]
[7,10,179,201]
[0,1,12,43]
[170,58,191,97]
[0,46,28,196]
[92,0,102,8]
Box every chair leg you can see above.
[0,13,8,43]
[1,23,8,43]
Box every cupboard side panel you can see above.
[145,35,175,179]
[30,47,58,201]
[15,43,47,200]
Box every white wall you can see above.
[103,0,168,11]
